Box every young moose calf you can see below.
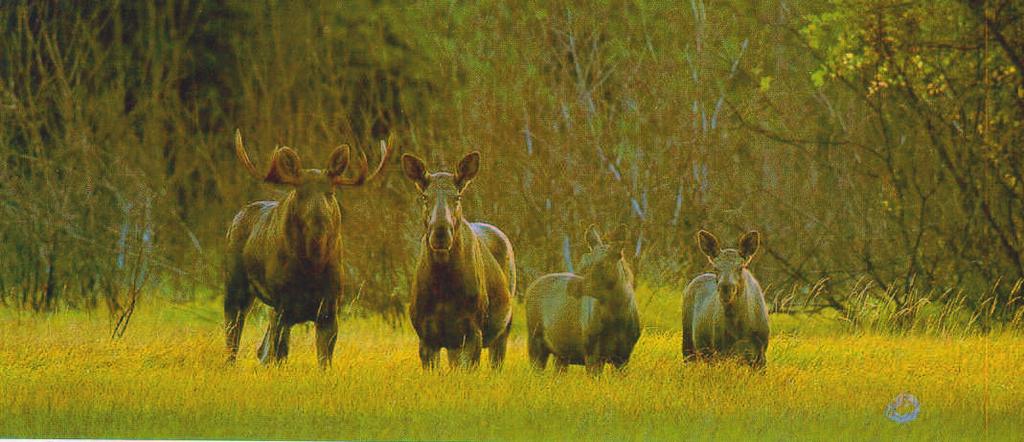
[525,225,640,375]
[224,131,390,368]
[402,152,516,370]
[681,230,770,368]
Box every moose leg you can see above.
[224,275,254,363]
[527,334,550,371]
[258,311,288,365]
[488,326,509,370]
[584,355,605,377]
[274,325,291,361]
[225,308,249,363]
[750,353,766,370]
[257,330,270,364]
[729,336,762,369]
[224,298,254,364]
[584,338,606,376]
[553,356,570,373]
[448,329,483,369]
[681,324,697,362]
[418,341,441,370]
[750,335,768,370]
[315,315,338,369]
[611,355,631,372]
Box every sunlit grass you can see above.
[1,297,1021,440]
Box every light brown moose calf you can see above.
[224,130,391,368]
[681,230,769,368]
[525,225,640,375]
[402,152,516,370]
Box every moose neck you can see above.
[277,191,342,271]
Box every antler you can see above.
[333,132,394,186]
[235,129,263,180]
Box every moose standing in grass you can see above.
[525,225,640,375]
[224,130,391,367]
[401,152,516,370]
[681,230,769,368]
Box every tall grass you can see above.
[1,301,1021,440]
[763,277,1024,336]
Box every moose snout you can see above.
[428,225,453,251]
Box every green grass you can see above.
[1,293,1021,440]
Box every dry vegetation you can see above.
[2,1,1022,325]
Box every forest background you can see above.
[2,0,1023,332]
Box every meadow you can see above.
[2,289,1021,441]
[2,2,1023,440]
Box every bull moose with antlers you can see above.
[224,130,391,367]
[401,152,516,370]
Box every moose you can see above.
[401,151,515,370]
[525,225,640,375]
[224,130,391,367]
[681,230,770,368]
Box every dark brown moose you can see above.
[225,130,391,368]
[402,152,516,370]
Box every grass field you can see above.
[1,290,1022,441]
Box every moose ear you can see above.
[585,224,603,250]
[697,230,719,260]
[455,151,480,191]
[265,146,302,185]
[739,230,760,262]
[325,145,351,178]
[401,153,429,192]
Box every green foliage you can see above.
[801,0,1024,306]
